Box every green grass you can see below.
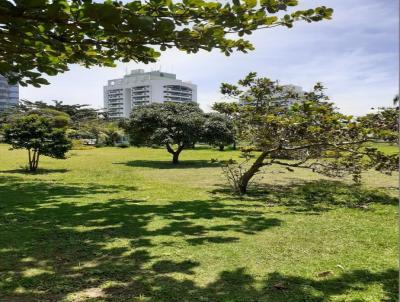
[366,142,398,155]
[0,144,397,302]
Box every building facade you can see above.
[0,75,19,113]
[104,69,197,119]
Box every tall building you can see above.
[104,69,197,118]
[0,75,19,113]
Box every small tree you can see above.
[203,113,235,151]
[126,103,204,164]
[217,73,398,194]
[3,112,72,171]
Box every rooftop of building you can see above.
[105,69,194,87]
[127,69,176,80]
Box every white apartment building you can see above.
[0,75,19,113]
[103,69,197,118]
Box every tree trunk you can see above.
[219,145,225,151]
[28,149,33,171]
[237,151,268,194]
[34,152,40,171]
[166,143,184,164]
[172,152,179,164]
[28,149,40,172]
[232,140,236,150]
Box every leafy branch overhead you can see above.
[0,0,333,86]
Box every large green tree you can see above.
[217,73,398,194]
[0,0,332,86]
[3,110,72,171]
[126,102,204,164]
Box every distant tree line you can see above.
[0,100,126,171]
[0,76,397,195]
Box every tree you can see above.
[212,102,240,149]
[3,112,72,171]
[217,73,398,194]
[202,113,235,151]
[0,1,332,86]
[126,102,204,164]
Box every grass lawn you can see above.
[0,144,397,302]
[366,142,398,155]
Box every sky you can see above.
[20,0,399,115]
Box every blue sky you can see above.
[20,0,399,115]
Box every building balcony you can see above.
[164,85,192,92]
[164,93,192,98]
[132,93,149,98]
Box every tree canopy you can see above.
[202,113,235,151]
[216,73,398,194]
[0,0,332,86]
[17,99,104,121]
[125,102,205,164]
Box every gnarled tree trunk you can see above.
[237,151,268,194]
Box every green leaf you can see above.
[158,18,175,32]
[138,16,154,31]
[244,0,257,8]
[232,0,241,6]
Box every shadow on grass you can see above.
[0,176,396,301]
[212,179,397,214]
[115,159,221,169]
[0,168,70,175]
[4,265,395,302]
[0,175,283,301]
[191,268,395,301]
